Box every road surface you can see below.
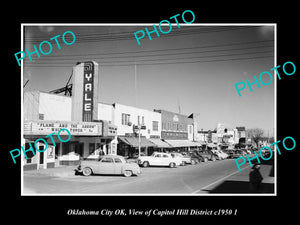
[23,159,274,195]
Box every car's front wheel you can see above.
[169,162,176,168]
[82,167,92,176]
[123,170,133,177]
[142,161,149,167]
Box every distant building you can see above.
[236,126,246,144]
[154,109,200,150]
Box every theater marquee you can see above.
[24,120,103,136]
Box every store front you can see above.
[117,135,156,157]
[23,120,117,170]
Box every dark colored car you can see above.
[187,151,205,163]
[125,153,146,163]
[227,149,246,158]
[181,152,201,164]
[197,150,218,162]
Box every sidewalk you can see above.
[24,166,76,178]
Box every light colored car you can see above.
[75,155,141,177]
[171,152,194,165]
[138,152,181,168]
[211,150,228,160]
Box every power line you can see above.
[24,55,273,68]
[25,43,274,62]
[23,45,274,65]
[24,39,274,60]
[48,50,273,64]
[24,26,255,43]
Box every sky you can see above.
[22,24,275,136]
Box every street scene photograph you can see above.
[21,24,275,195]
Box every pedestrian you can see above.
[249,163,263,193]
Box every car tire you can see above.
[169,162,176,168]
[82,167,92,176]
[123,170,133,177]
[142,161,149,168]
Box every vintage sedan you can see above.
[75,155,141,177]
[138,152,181,168]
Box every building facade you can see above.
[153,109,201,149]
[97,102,163,157]
[22,61,117,170]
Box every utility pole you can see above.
[135,64,138,107]
[138,125,141,157]
[135,64,141,156]
[177,98,181,114]
[133,124,146,157]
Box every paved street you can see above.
[23,159,274,195]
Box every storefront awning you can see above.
[163,140,202,148]
[149,138,172,148]
[118,136,156,148]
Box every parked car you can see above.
[187,151,204,163]
[125,153,146,163]
[211,150,229,160]
[138,152,181,168]
[170,152,194,165]
[75,155,141,177]
[227,149,246,158]
[182,152,200,164]
[197,150,218,162]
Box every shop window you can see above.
[62,142,69,155]
[89,143,95,155]
[152,121,158,131]
[39,113,44,120]
[122,113,131,125]
[24,143,35,159]
[173,123,177,131]
[96,143,101,149]
[162,122,166,131]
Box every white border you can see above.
[21,23,277,196]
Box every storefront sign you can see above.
[24,120,102,136]
[82,61,94,121]
[102,120,117,137]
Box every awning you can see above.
[149,138,172,148]
[163,140,203,148]
[118,136,156,148]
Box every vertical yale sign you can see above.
[83,62,94,121]
[71,61,98,122]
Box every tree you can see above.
[247,128,264,149]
